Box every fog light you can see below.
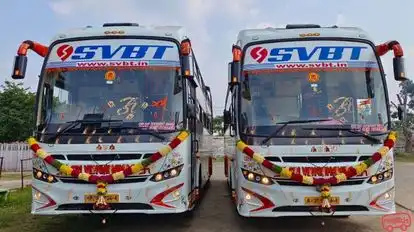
[245,193,251,200]
[155,173,163,181]
[34,191,41,200]
[172,190,180,198]
[47,176,54,183]
[170,169,177,176]
[247,173,254,180]
[261,177,270,185]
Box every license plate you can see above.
[304,196,340,205]
[84,193,120,204]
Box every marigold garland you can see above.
[236,131,397,211]
[27,130,190,210]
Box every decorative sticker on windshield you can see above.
[357,98,372,122]
[105,70,116,84]
[138,122,175,131]
[151,96,168,108]
[327,96,354,123]
[117,97,138,120]
[308,72,320,83]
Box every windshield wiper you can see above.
[260,118,334,145]
[47,119,123,143]
[302,126,386,143]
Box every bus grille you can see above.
[275,179,365,186]
[51,153,155,161]
[58,176,148,184]
[264,156,370,163]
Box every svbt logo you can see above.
[249,45,367,63]
[55,44,174,61]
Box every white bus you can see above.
[12,23,214,216]
[223,24,407,217]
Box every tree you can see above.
[391,79,414,153]
[0,81,36,142]
[213,115,224,136]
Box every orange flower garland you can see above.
[237,131,397,211]
[27,130,190,210]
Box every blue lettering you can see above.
[102,45,124,59]
[268,48,293,62]
[267,46,367,62]
[72,46,100,59]
[71,45,174,60]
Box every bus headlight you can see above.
[150,165,184,182]
[33,168,58,183]
[367,169,393,184]
[241,168,273,185]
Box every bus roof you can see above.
[235,24,374,49]
[50,23,188,44]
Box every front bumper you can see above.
[236,178,395,217]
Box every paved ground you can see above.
[1,162,413,232]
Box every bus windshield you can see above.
[241,40,388,136]
[43,68,183,128]
[37,39,184,142]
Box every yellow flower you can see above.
[354,162,368,175]
[252,153,265,164]
[302,176,314,185]
[388,131,397,141]
[159,145,172,157]
[78,173,90,182]
[237,141,248,151]
[27,137,37,146]
[36,149,48,159]
[177,131,189,141]
[112,171,125,181]
[131,163,144,174]
[335,173,347,183]
[378,146,390,157]
[280,167,293,178]
[59,165,73,176]
[321,191,331,198]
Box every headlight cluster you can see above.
[33,168,58,183]
[241,169,273,185]
[367,169,393,184]
[150,165,184,182]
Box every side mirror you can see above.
[397,105,404,120]
[12,55,28,79]
[393,57,408,81]
[187,103,196,118]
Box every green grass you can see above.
[0,172,31,181]
[0,187,95,232]
[395,152,414,163]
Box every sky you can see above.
[0,0,413,116]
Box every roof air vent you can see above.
[286,24,321,29]
[103,23,139,27]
